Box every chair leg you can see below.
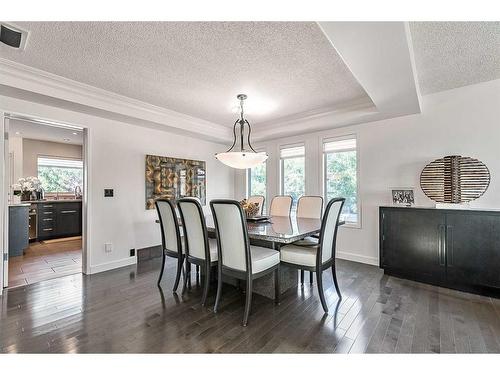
[196,265,200,286]
[316,269,329,313]
[201,263,210,307]
[309,271,313,284]
[332,263,342,299]
[300,270,304,285]
[172,256,183,292]
[214,265,223,313]
[187,262,192,289]
[157,251,166,285]
[242,277,253,326]
[182,261,189,294]
[274,267,280,304]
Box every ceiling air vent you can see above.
[0,23,28,50]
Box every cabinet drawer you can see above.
[39,209,56,217]
[59,209,79,215]
[39,226,55,234]
[40,203,55,209]
[56,202,81,211]
[39,217,56,227]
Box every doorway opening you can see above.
[3,114,88,288]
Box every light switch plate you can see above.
[104,243,113,253]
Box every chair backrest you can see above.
[177,198,209,261]
[210,200,251,273]
[155,199,182,254]
[247,195,265,216]
[297,196,323,219]
[269,195,292,216]
[318,198,345,264]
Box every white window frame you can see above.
[247,162,267,197]
[37,155,84,194]
[322,134,361,229]
[246,149,268,208]
[279,143,306,207]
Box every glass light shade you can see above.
[215,151,268,169]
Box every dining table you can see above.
[155,214,344,299]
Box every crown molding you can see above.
[252,99,378,141]
[0,58,233,142]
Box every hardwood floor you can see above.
[1,256,499,353]
[7,238,82,287]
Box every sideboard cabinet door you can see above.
[445,211,500,292]
[381,208,446,284]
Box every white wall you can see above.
[0,95,235,274]
[22,138,82,178]
[235,79,500,265]
[8,136,23,186]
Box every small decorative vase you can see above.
[21,191,32,201]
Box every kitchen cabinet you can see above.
[380,206,500,297]
[9,205,30,257]
[37,201,82,240]
[56,202,82,237]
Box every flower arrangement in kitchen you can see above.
[12,176,42,201]
[240,199,260,218]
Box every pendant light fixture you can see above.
[215,94,268,169]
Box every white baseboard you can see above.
[87,252,376,274]
[89,257,137,274]
[336,251,378,266]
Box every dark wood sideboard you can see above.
[379,206,500,298]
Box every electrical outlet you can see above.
[130,248,135,257]
[104,243,113,253]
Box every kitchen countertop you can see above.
[8,203,31,207]
[21,199,82,203]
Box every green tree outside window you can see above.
[325,150,357,223]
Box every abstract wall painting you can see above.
[145,155,206,209]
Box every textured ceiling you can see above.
[0,22,370,126]
[410,22,500,94]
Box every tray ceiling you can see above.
[410,22,500,94]
[0,22,371,127]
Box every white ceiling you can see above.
[0,22,497,142]
[9,118,83,145]
[0,22,370,127]
[409,22,500,94]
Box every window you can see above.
[247,161,267,203]
[323,136,359,225]
[37,156,83,193]
[280,145,305,208]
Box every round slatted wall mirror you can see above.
[420,155,490,203]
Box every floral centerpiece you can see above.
[240,199,260,218]
[12,176,41,201]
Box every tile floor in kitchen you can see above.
[7,238,82,287]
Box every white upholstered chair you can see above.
[269,195,292,217]
[247,195,265,216]
[210,199,280,326]
[296,195,323,219]
[294,195,324,284]
[155,199,185,292]
[280,198,345,313]
[177,198,218,306]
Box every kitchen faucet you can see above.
[75,186,82,199]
